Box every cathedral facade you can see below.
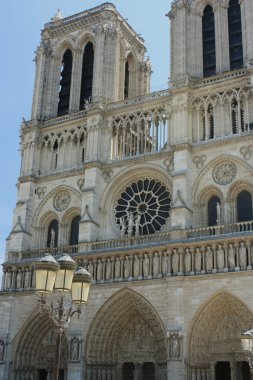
[1,1,253,379]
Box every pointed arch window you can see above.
[228,0,243,70]
[208,196,220,226]
[202,5,216,77]
[124,61,129,99]
[58,49,73,116]
[237,190,253,222]
[47,219,58,248]
[80,42,94,110]
[70,215,81,245]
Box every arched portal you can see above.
[13,308,69,379]
[187,291,253,379]
[85,288,167,380]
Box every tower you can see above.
[1,1,253,379]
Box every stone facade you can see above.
[1,1,253,380]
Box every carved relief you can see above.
[240,145,253,160]
[37,186,47,199]
[77,178,85,191]
[102,169,114,183]
[193,155,207,169]
[70,337,80,362]
[168,331,182,360]
[163,157,174,174]
[213,162,237,185]
[53,190,71,211]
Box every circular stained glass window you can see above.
[115,178,171,236]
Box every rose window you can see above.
[115,179,171,236]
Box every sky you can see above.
[0,0,171,273]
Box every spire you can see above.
[51,9,63,22]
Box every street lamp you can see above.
[241,330,253,379]
[34,254,92,380]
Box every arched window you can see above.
[47,219,59,248]
[70,215,81,245]
[228,0,243,70]
[208,196,220,226]
[80,42,94,110]
[58,49,73,116]
[231,98,244,134]
[124,61,129,99]
[202,5,216,77]
[237,190,253,222]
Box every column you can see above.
[69,48,83,112]
[214,4,230,73]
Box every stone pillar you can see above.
[241,0,253,66]
[214,4,230,73]
[92,30,105,101]
[69,48,83,113]
[31,46,47,120]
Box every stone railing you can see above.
[185,220,253,239]
[192,68,247,88]
[3,235,253,292]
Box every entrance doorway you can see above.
[143,362,155,380]
[236,361,250,380]
[122,362,135,380]
[38,370,47,380]
[215,361,231,380]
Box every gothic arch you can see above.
[54,38,75,58]
[228,180,253,202]
[12,307,69,376]
[76,32,96,51]
[186,290,253,367]
[192,154,253,204]
[192,0,222,16]
[85,288,167,369]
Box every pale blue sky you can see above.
[0,1,171,269]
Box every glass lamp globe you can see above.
[34,254,59,294]
[71,268,92,304]
[54,255,76,292]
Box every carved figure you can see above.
[0,340,4,362]
[239,241,247,267]
[124,256,130,278]
[97,260,103,281]
[153,252,159,276]
[162,252,168,274]
[105,258,111,280]
[120,216,126,237]
[71,337,79,361]
[128,212,134,237]
[135,213,141,236]
[88,261,94,278]
[24,269,30,288]
[228,243,236,268]
[50,228,55,248]
[133,255,140,278]
[172,249,179,273]
[216,202,221,224]
[5,270,11,290]
[206,246,213,271]
[16,270,22,289]
[170,334,180,359]
[143,254,149,277]
[115,258,120,278]
[195,248,202,272]
[184,248,191,273]
[217,244,225,270]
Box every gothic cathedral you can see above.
[1,1,253,379]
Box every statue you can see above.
[195,248,202,272]
[206,246,213,272]
[97,260,103,281]
[50,228,55,247]
[184,248,191,273]
[5,270,11,290]
[239,241,247,267]
[217,244,225,270]
[124,256,130,278]
[105,258,112,280]
[0,340,4,362]
[133,255,140,278]
[128,212,134,237]
[135,213,141,236]
[228,243,236,269]
[162,252,168,274]
[88,261,94,278]
[24,269,30,288]
[216,202,221,224]
[172,249,179,274]
[115,257,121,278]
[143,254,149,277]
[120,216,126,237]
[153,252,159,276]
[71,337,79,361]
[16,270,22,289]
[170,333,180,359]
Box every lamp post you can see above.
[241,330,253,379]
[34,254,92,380]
